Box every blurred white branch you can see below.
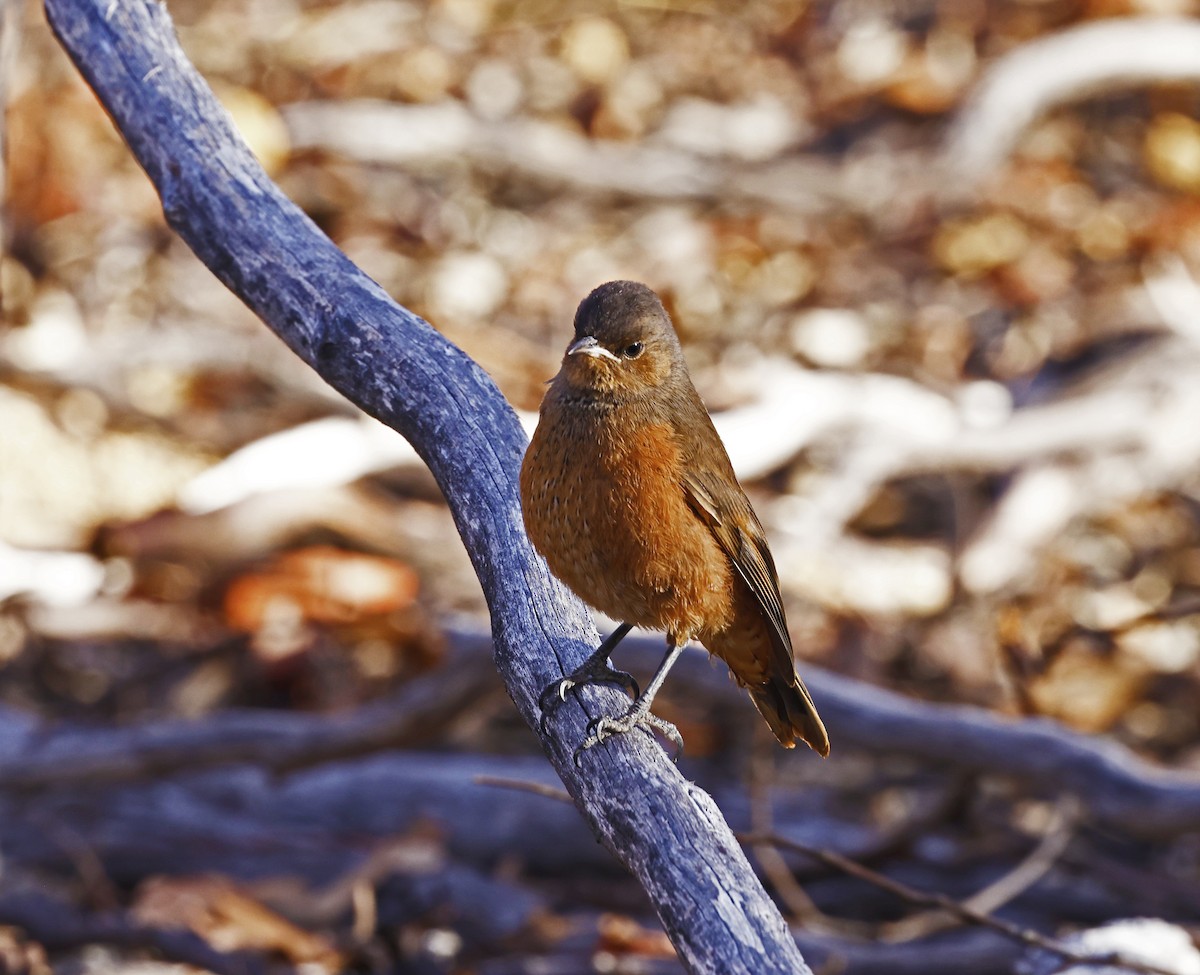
[179,265,1200,609]
[283,98,901,216]
[1143,254,1200,347]
[946,17,1200,182]
[179,415,427,513]
[0,541,107,606]
[962,260,1200,593]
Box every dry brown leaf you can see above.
[1028,637,1148,733]
[133,875,345,968]
[595,913,677,959]
[224,544,420,632]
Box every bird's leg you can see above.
[574,637,687,764]
[539,623,639,729]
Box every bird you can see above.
[520,280,829,760]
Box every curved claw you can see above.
[538,668,642,733]
[565,668,639,700]
[538,678,575,727]
[600,669,640,701]
[581,714,612,742]
[571,716,612,765]
[644,713,685,762]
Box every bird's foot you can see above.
[573,704,684,765]
[538,659,640,732]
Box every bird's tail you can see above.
[748,675,830,756]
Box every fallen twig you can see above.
[741,831,1181,975]
[879,796,1079,942]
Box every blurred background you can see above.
[3,0,1200,972]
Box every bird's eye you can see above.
[623,342,644,359]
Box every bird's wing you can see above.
[681,466,794,665]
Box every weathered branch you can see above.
[0,750,607,882]
[805,662,1200,839]
[0,629,501,791]
[42,0,812,971]
[604,637,1200,839]
[4,623,1198,840]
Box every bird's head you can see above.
[557,280,686,399]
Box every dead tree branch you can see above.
[3,623,1198,839]
[41,0,811,971]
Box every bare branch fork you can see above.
[42,0,812,970]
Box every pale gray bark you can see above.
[41,0,812,970]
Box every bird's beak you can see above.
[567,335,620,361]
